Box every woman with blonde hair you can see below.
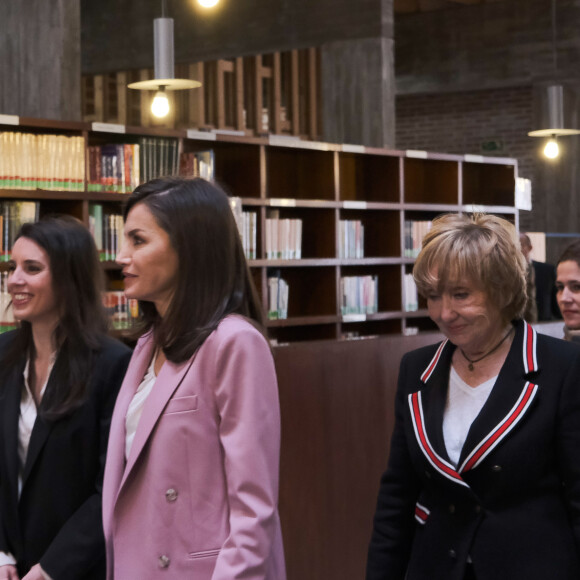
[367,213,580,580]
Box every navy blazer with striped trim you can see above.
[367,320,580,580]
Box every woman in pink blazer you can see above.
[102,177,286,579]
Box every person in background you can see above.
[556,239,580,341]
[103,177,285,579]
[0,216,132,580]
[367,214,580,580]
[519,233,560,321]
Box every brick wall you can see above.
[396,86,537,231]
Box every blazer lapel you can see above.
[457,321,540,474]
[104,333,156,516]
[21,414,52,487]
[1,365,24,504]
[409,340,470,489]
[118,347,198,490]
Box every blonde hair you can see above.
[413,213,527,323]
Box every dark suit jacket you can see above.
[532,259,561,321]
[367,320,580,580]
[0,331,131,579]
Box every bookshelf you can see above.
[0,115,518,342]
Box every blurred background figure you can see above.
[556,240,580,342]
[519,233,560,322]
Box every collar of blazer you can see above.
[106,331,198,506]
[408,320,539,489]
[1,354,57,496]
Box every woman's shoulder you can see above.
[206,315,269,354]
[0,329,19,357]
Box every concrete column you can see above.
[0,0,81,121]
[320,0,394,148]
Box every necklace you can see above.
[460,326,514,371]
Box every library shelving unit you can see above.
[0,113,518,580]
[0,115,518,343]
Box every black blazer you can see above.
[367,320,580,580]
[0,331,131,579]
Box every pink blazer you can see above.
[102,315,286,579]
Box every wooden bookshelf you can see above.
[0,116,518,342]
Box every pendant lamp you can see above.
[528,0,580,158]
[128,1,201,118]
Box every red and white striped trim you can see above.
[522,322,538,374]
[420,340,448,383]
[408,391,469,488]
[458,381,538,473]
[414,501,430,525]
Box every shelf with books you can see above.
[182,140,262,198]
[340,209,400,258]
[0,115,519,342]
[340,264,402,314]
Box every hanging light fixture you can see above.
[128,0,202,118]
[528,0,580,158]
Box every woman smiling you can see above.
[367,213,580,580]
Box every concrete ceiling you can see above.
[394,0,506,13]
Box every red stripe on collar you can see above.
[523,322,538,374]
[408,392,469,488]
[420,340,448,383]
[459,382,538,473]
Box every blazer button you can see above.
[492,464,502,472]
[448,549,457,560]
[165,488,178,502]
[474,505,482,514]
[159,555,170,569]
[448,504,456,514]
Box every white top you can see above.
[125,353,157,461]
[443,366,497,467]
[0,356,54,579]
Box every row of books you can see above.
[87,144,140,194]
[339,219,364,259]
[267,272,289,320]
[404,220,432,258]
[404,273,419,312]
[340,275,378,315]
[103,291,140,330]
[265,213,303,260]
[89,205,123,262]
[179,150,215,181]
[0,202,40,261]
[0,132,84,191]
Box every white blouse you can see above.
[443,366,497,467]
[125,353,158,462]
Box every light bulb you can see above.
[544,138,559,159]
[151,90,170,118]
[198,0,219,7]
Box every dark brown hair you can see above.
[1,215,108,420]
[124,176,264,363]
[557,239,580,269]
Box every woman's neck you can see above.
[31,321,59,361]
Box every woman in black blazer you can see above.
[0,217,131,580]
[367,214,580,580]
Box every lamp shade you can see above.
[128,17,201,91]
[528,84,580,137]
